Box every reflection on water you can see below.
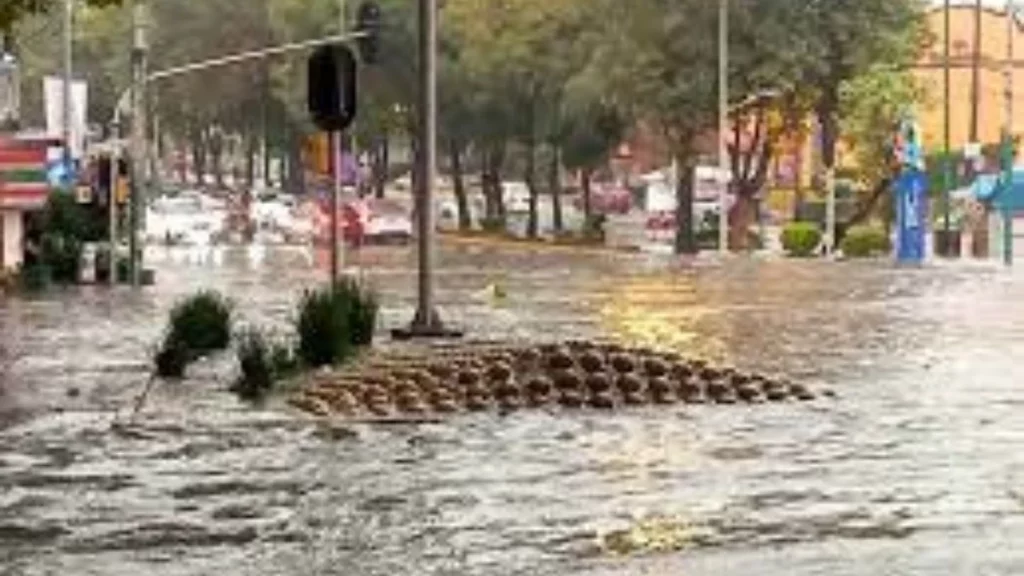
[4,247,1024,574]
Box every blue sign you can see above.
[46,157,76,189]
[895,169,928,263]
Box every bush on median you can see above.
[167,290,233,355]
[780,222,822,258]
[840,225,891,258]
[296,279,379,369]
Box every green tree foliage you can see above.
[7,0,929,254]
[1,0,121,33]
[840,63,926,229]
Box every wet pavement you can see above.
[3,244,1024,575]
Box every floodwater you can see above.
[3,244,1024,575]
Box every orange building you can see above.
[916,6,1024,154]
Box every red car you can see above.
[574,184,633,214]
[314,197,413,246]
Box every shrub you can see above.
[780,222,822,257]
[154,335,191,379]
[18,263,52,292]
[270,340,301,379]
[841,225,890,258]
[583,214,607,242]
[167,291,233,355]
[338,278,379,347]
[296,286,353,368]
[480,216,506,233]
[232,328,275,401]
[296,280,379,368]
[40,233,82,283]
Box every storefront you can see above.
[0,134,58,271]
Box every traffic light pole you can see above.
[331,0,347,290]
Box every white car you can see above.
[502,182,531,214]
[361,198,413,244]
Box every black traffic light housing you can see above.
[356,1,382,65]
[307,44,358,132]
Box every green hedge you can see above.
[780,222,822,257]
[841,225,891,258]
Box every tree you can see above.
[797,0,927,245]
[1,0,121,34]
[446,0,585,239]
[591,0,719,254]
[839,63,926,232]
[560,80,625,221]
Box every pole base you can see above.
[391,308,464,341]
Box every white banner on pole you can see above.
[43,76,88,159]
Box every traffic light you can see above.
[356,1,381,65]
[307,44,357,132]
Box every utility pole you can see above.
[394,0,456,338]
[62,0,73,185]
[718,0,729,255]
[970,0,982,152]
[414,0,438,330]
[942,0,952,256]
[1003,0,1015,266]
[331,0,347,288]
[129,0,148,287]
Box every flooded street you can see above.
[4,244,1024,575]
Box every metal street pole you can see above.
[108,127,119,284]
[331,0,347,289]
[718,0,729,255]
[407,0,445,334]
[62,0,73,185]
[1003,0,1015,266]
[942,0,952,256]
[129,0,148,287]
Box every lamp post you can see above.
[392,0,460,339]
[62,0,73,186]
[942,0,952,256]
[718,0,729,254]
[128,0,148,287]
[1003,0,1015,266]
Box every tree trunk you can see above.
[817,89,839,244]
[190,126,206,185]
[549,145,563,233]
[581,168,593,219]
[246,136,256,188]
[286,132,305,195]
[483,143,506,221]
[729,188,757,250]
[210,129,225,189]
[525,137,539,239]
[673,151,697,255]
[375,135,389,199]
[450,139,471,231]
